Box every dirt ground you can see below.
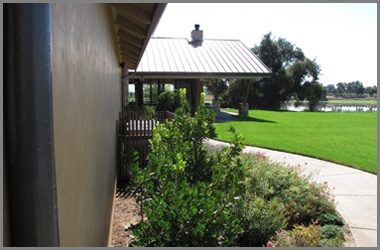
[110,191,141,247]
[110,194,356,247]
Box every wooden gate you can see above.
[117,110,174,185]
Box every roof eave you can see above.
[111,3,167,70]
[127,72,272,80]
[135,3,167,69]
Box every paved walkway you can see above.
[209,110,377,247]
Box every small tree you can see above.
[129,89,246,246]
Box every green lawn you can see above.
[215,109,377,174]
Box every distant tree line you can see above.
[326,82,377,98]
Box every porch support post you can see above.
[212,79,220,111]
[120,63,128,117]
[213,79,218,101]
[124,77,129,107]
[193,79,203,110]
[243,79,252,106]
[149,79,153,104]
[157,79,161,95]
[239,79,251,116]
[137,78,144,106]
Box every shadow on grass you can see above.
[215,110,279,124]
[238,116,277,123]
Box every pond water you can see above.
[285,102,377,112]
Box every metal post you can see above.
[215,79,218,101]
[149,79,153,104]
[137,78,144,106]
[120,62,126,120]
[4,3,60,246]
[157,79,161,96]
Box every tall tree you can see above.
[351,81,364,96]
[251,32,322,110]
[365,86,377,97]
[336,82,345,96]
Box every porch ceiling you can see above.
[110,3,167,70]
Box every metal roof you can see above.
[128,37,272,79]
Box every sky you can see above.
[152,3,377,87]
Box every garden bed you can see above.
[110,194,356,247]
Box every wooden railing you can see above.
[117,110,174,185]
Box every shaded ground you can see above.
[214,110,239,123]
[111,191,140,247]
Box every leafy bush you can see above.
[319,224,344,239]
[156,90,180,112]
[283,181,337,227]
[271,222,322,247]
[319,224,345,247]
[129,89,246,246]
[272,222,345,247]
[130,161,242,246]
[242,153,337,227]
[317,212,345,226]
[234,196,287,247]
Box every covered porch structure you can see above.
[125,36,272,115]
[117,35,272,181]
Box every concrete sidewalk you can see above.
[206,139,377,247]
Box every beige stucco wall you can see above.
[51,3,120,246]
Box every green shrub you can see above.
[274,223,345,247]
[156,90,180,112]
[242,153,337,227]
[288,222,322,247]
[243,153,300,201]
[129,90,246,246]
[319,224,345,247]
[282,180,337,227]
[317,212,345,226]
[234,196,287,247]
[272,222,322,247]
[319,224,344,239]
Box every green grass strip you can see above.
[215,109,377,174]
